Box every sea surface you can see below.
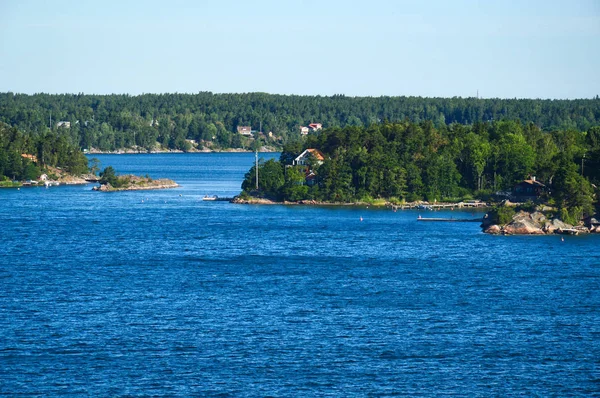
[1,153,599,396]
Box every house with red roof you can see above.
[308,123,322,131]
[293,149,325,166]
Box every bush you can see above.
[560,207,582,225]
[238,190,251,200]
[518,200,537,213]
[406,192,422,202]
[285,185,309,201]
[359,194,375,204]
[473,189,493,201]
[490,205,516,225]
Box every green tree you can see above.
[553,154,595,220]
[100,166,119,186]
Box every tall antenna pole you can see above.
[255,148,258,190]
[49,110,52,129]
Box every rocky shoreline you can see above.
[482,210,600,235]
[92,176,178,192]
[230,197,484,208]
[231,197,394,206]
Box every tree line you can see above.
[0,123,89,182]
[242,120,600,221]
[1,92,599,152]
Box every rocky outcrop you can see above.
[501,211,546,235]
[93,176,178,192]
[543,218,573,234]
[482,210,595,236]
[230,197,278,204]
[485,224,502,234]
[584,216,600,233]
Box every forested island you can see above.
[1,92,599,152]
[239,120,600,232]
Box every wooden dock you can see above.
[392,201,489,211]
[202,196,234,202]
[417,217,482,222]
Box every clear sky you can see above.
[0,0,599,98]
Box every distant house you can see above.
[237,126,253,136]
[308,123,322,131]
[39,174,48,181]
[293,149,325,166]
[512,177,546,202]
[300,126,310,135]
[21,154,38,163]
[56,121,71,128]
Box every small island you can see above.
[92,166,178,192]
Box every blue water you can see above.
[1,153,599,396]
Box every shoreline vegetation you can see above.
[231,196,488,209]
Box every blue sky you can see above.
[0,0,599,98]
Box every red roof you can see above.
[306,148,325,161]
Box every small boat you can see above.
[203,195,218,201]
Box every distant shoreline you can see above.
[85,148,279,155]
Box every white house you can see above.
[293,149,325,166]
[237,126,253,136]
[300,126,310,135]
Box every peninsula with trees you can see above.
[0,122,94,187]
[0,122,176,191]
[238,120,600,234]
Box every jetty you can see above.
[203,195,234,202]
[417,217,483,222]
[392,200,488,211]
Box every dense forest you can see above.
[242,120,600,223]
[1,92,599,152]
[0,122,89,183]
